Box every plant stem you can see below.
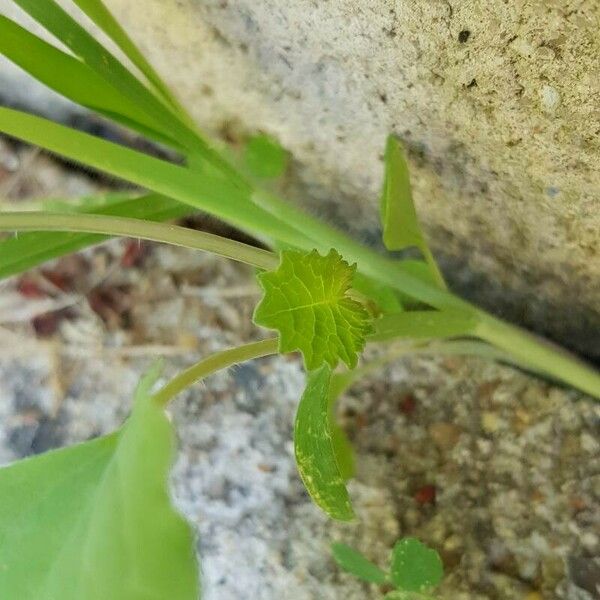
[476,315,600,399]
[0,212,278,271]
[153,338,279,407]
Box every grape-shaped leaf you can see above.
[0,365,199,600]
[390,537,443,593]
[253,249,373,371]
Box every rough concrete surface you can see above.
[0,0,598,356]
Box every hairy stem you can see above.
[153,338,279,406]
[0,212,278,271]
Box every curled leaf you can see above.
[294,365,354,521]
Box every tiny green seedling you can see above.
[0,1,598,598]
[332,537,443,599]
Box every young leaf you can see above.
[245,134,289,179]
[331,543,388,585]
[380,136,445,288]
[0,364,199,600]
[294,365,354,521]
[0,193,192,280]
[390,538,443,593]
[253,249,373,370]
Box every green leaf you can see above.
[0,107,309,249]
[0,193,192,280]
[328,374,356,481]
[390,538,443,593]
[245,134,289,179]
[371,310,477,342]
[10,0,206,154]
[353,272,404,315]
[253,249,373,370]
[69,0,181,110]
[0,16,180,148]
[294,365,354,521]
[331,543,388,584]
[380,136,445,288]
[0,364,199,600]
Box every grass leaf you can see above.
[69,0,182,110]
[380,136,446,288]
[0,364,199,599]
[245,134,289,179]
[294,365,354,521]
[0,193,192,280]
[0,15,180,147]
[331,543,388,585]
[9,0,208,154]
[0,107,309,248]
[253,249,373,371]
[390,538,443,593]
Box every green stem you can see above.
[338,338,530,395]
[252,189,464,310]
[153,338,279,406]
[0,211,278,271]
[476,315,600,399]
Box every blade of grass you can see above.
[0,16,181,148]
[0,107,312,249]
[69,0,185,115]
[10,0,220,161]
[0,193,194,279]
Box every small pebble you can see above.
[482,411,502,433]
[539,85,561,113]
[428,422,462,450]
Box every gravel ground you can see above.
[0,141,598,599]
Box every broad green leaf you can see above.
[253,249,373,370]
[0,193,192,280]
[390,538,443,593]
[0,16,180,148]
[371,310,477,342]
[0,364,199,600]
[294,365,354,521]
[245,134,288,179]
[331,543,388,585]
[380,136,445,288]
[328,373,356,481]
[10,0,207,154]
[0,107,310,249]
